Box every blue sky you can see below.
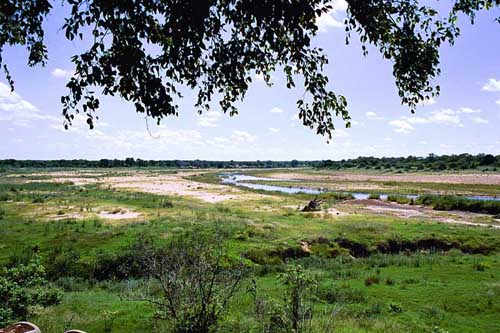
[0,1,499,161]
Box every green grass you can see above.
[1,169,500,332]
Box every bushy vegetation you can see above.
[417,195,500,215]
[2,153,500,171]
[0,257,62,327]
[386,195,414,205]
[319,153,500,171]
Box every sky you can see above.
[1,1,500,161]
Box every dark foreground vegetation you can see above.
[1,153,500,171]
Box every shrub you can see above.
[473,262,490,272]
[55,277,90,292]
[321,284,366,304]
[385,277,396,286]
[0,257,62,327]
[417,195,500,215]
[44,246,84,280]
[364,274,380,286]
[159,199,173,208]
[388,303,403,314]
[32,196,45,203]
[0,193,10,201]
[133,227,244,333]
[387,195,411,205]
[0,207,5,219]
[368,193,380,200]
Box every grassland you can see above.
[1,168,500,332]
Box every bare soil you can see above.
[355,199,500,229]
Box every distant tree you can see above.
[480,154,496,166]
[1,1,499,138]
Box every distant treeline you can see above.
[319,154,500,171]
[0,153,499,170]
[0,158,310,169]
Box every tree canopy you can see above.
[0,0,498,138]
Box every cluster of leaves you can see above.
[0,257,62,327]
[251,265,318,333]
[0,0,52,87]
[62,0,348,138]
[1,1,498,138]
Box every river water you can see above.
[220,173,500,202]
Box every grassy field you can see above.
[1,168,500,332]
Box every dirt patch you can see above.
[356,199,500,229]
[364,205,425,218]
[22,170,273,203]
[98,208,142,220]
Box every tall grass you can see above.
[417,195,500,215]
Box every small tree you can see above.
[135,227,243,333]
[251,265,317,333]
[0,257,62,327]
[279,265,317,333]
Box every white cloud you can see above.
[366,111,384,120]
[0,82,62,127]
[482,78,500,92]
[389,119,414,133]
[427,109,461,125]
[51,68,73,79]
[471,116,488,124]
[458,107,480,114]
[231,130,257,143]
[270,107,284,113]
[332,128,350,138]
[0,83,38,112]
[496,99,500,106]
[268,127,280,133]
[197,110,222,127]
[316,0,347,32]
[389,107,486,133]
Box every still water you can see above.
[220,173,500,202]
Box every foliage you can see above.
[269,265,317,333]
[319,153,500,171]
[2,2,500,137]
[133,227,244,333]
[0,257,62,327]
[417,195,500,215]
[2,153,499,170]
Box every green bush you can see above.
[321,284,366,304]
[417,195,500,215]
[368,193,381,200]
[0,257,62,327]
[0,207,5,219]
[386,195,412,205]
[159,198,173,208]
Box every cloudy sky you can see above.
[1,1,499,161]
